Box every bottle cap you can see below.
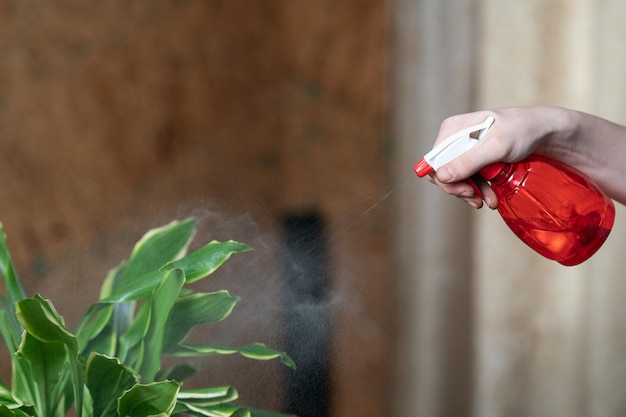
[414,116,495,177]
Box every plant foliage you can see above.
[0,218,296,417]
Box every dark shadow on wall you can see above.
[282,212,331,417]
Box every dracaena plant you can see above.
[0,218,296,417]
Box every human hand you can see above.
[427,107,567,209]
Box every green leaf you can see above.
[139,269,185,382]
[160,241,252,284]
[16,296,76,348]
[176,386,239,407]
[169,343,296,370]
[0,224,25,304]
[98,219,194,322]
[175,396,295,417]
[0,381,12,401]
[155,363,196,382]
[0,307,31,393]
[85,353,139,417]
[174,402,249,417]
[119,219,195,284]
[0,224,26,353]
[76,303,114,352]
[81,322,116,358]
[117,380,180,417]
[0,381,38,417]
[9,359,36,417]
[100,270,166,304]
[0,404,38,417]
[98,262,126,302]
[16,333,68,417]
[162,291,240,352]
[117,302,151,366]
[82,387,94,417]
[15,296,86,417]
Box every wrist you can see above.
[534,107,585,163]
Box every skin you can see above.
[429,106,626,208]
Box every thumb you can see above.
[435,146,490,183]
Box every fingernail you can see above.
[484,196,498,210]
[469,200,482,209]
[437,166,453,183]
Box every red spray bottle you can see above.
[414,116,615,266]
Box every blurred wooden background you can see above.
[3,1,626,417]
[0,1,390,416]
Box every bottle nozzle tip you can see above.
[414,159,433,177]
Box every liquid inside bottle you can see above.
[480,155,615,266]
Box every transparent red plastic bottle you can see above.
[477,154,615,266]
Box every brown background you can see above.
[0,1,391,416]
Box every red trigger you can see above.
[465,177,484,200]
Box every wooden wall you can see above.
[0,1,391,416]
[392,0,626,416]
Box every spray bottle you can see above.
[414,116,615,266]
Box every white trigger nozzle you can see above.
[422,116,494,171]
